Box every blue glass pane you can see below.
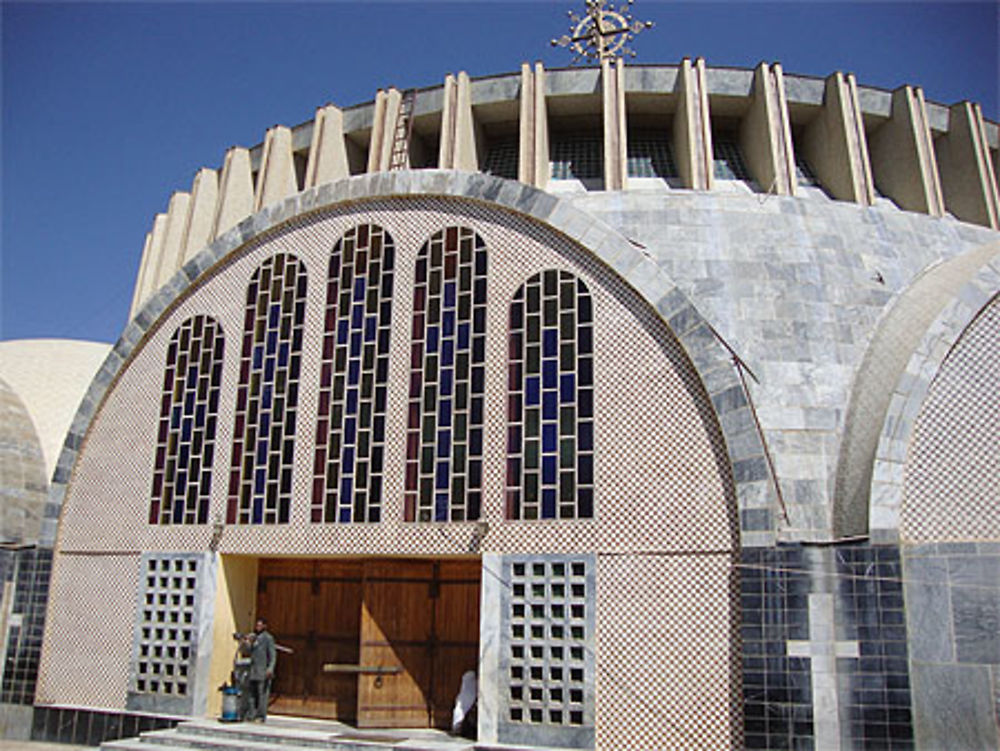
[184,392,195,413]
[542,488,556,518]
[435,492,449,522]
[542,424,557,452]
[437,430,451,457]
[252,346,263,369]
[458,323,470,349]
[186,368,197,388]
[195,404,206,428]
[268,304,280,328]
[348,359,360,386]
[267,330,277,355]
[255,439,268,465]
[342,447,355,473]
[262,385,272,409]
[543,391,557,420]
[543,360,557,389]
[340,476,353,499]
[543,329,557,357]
[560,373,575,402]
[526,377,540,406]
[440,370,453,397]
[439,397,453,424]
[427,326,439,352]
[350,332,362,358]
[339,507,352,523]
[264,358,275,381]
[337,320,350,345]
[351,305,363,329]
[346,390,358,414]
[578,422,593,451]
[542,456,557,485]
[181,419,192,442]
[444,281,456,308]
[435,463,449,489]
[443,310,455,337]
[578,454,593,484]
[365,317,376,341]
[344,417,356,443]
[353,277,365,301]
[278,343,289,366]
[441,339,454,365]
[259,412,271,435]
[254,468,266,493]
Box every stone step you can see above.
[99,717,477,751]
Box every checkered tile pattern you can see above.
[901,296,1000,541]
[36,553,140,710]
[596,553,741,751]
[49,197,739,728]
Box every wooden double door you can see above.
[257,558,480,728]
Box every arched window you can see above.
[405,227,487,522]
[227,253,307,524]
[149,315,224,525]
[311,224,395,523]
[507,270,594,520]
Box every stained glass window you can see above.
[311,224,395,523]
[507,270,594,520]
[405,226,487,522]
[150,315,224,525]
[227,253,307,525]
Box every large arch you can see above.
[832,240,1000,540]
[46,172,778,546]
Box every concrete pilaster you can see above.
[802,72,874,206]
[741,63,795,196]
[212,147,254,238]
[304,105,350,188]
[181,168,218,264]
[601,59,627,191]
[254,125,297,211]
[868,86,945,216]
[368,88,403,172]
[439,72,480,171]
[673,57,713,191]
[936,101,1000,229]
[518,62,549,189]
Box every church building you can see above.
[2,9,999,749]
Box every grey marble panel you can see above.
[903,555,954,663]
[952,585,1000,665]
[911,662,998,751]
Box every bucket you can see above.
[220,685,240,722]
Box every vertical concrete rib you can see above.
[742,62,794,196]
[140,213,168,304]
[673,57,713,190]
[868,86,944,216]
[367,88,402,172]
[152,192,191,290]
[181,168,219,264]
[254,126,297,211]
[129,233,154,320]
[802,72,874,205]
[305,105,350,189]
[212,147,254,239]
[936,101,1000,229]
[518,63,549,189]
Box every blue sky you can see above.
[3,1,997,345]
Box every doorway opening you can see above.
[256,557,480,729]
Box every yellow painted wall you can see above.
[205,556,258,717]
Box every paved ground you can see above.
[0,743,89,750]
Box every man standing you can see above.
[245,617,276,723]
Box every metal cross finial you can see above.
[551,0,654,64]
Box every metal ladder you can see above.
[388,89,416,170]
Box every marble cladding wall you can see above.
[568,190,998,540]
[741,544,915,750]
[0,547,51,706]
[903,541,1000,750]
[30,705,179,745]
